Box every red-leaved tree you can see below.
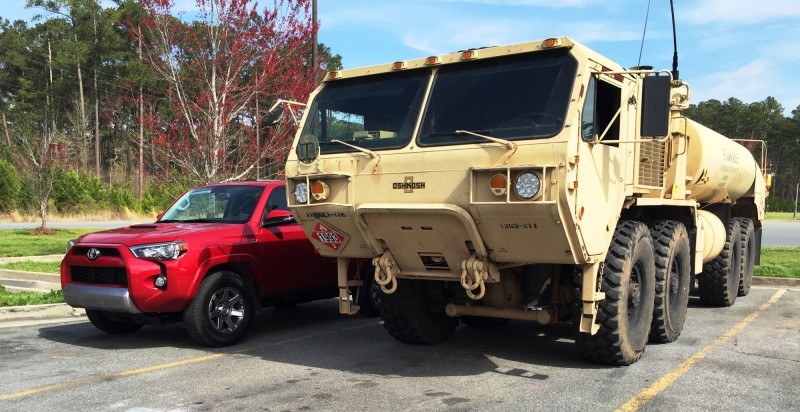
[139,0,318,184]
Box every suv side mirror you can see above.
[156,212,164,221]
[262,209,295,228]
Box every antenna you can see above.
[670,0,679,80]
[637,0,652,68]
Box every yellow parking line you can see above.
[0,322,375,401]
[617,289,787,412]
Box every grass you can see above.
[764,212,798,221]
[754,247,800,278]
[0,228,95,258]
[0,286,63,307]
[0,261,61,273]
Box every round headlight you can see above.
[514,171,541,200]
[294,182,309,203]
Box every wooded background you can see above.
[0,0,798,229]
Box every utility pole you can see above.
[311,0,318,73]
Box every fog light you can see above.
[154,274,167,289]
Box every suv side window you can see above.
[266,187,288,213]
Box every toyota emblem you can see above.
[87,248,101,260]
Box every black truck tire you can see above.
[648,220,691,343]
[698,219,743,307]
[576,220,656,365]
[184,270,255,347]
[734,217,756,297]
[380,279,457,345]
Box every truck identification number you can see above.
[311,222,349,251]
[500,223,535,229]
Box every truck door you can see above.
[575,74,628,256]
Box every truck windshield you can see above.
[159,185,263,224]
[302,70,429,154]
[418,49,577,146]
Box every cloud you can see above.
[684,0,800,24]
[693,59,779,104]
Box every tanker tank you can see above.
[684,118,758,204]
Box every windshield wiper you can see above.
[329,139,382,172]
[454,129,518,153]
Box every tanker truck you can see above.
[282,37,768,365]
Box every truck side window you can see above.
[582,76,621,145]
[581,77,596,141]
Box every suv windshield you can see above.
[301,70,429,154]
[418,49,577,146]
[159,185,263,224]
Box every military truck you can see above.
[283,37,768,365]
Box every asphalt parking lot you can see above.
[1,286,798,412]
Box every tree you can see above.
[139,0,320,184]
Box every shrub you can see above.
[0,159,21,212]
[141,182,184,214]
[52,169,90,213]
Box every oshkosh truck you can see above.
[283,37,768,365]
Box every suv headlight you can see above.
[129,241,188,260]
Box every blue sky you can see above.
[4,0,800,113]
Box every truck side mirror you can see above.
[640,75,671,137]
[262,209,295,228]
[263,105,284,127]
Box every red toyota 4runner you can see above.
[61,181,379,346]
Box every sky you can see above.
[3,0,800,114]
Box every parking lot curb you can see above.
[0,303,85,323]
[752,276,800,287]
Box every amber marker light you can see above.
[392,61,407,70]
[462,50,477,60]
[426,56,441,65]
[489,173,508,196]
[542,38,561,48]
[311,180,330,201]
[328,71,340,79]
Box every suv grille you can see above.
[71,247,122,258]
[70,266,128,286]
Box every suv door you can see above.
[253,185,336,293]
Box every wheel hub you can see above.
[629,281,641,310]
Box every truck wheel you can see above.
[576,220,656,365]
[184,271,255,347]
[734,218,755,296]
[356,267,382,318]
[380,279,457,344]
[86,310,144,334]
[648,221,691,343]
[698,219,743,307]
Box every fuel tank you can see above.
[685,118,758,204]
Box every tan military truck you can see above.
[283,37,768,365]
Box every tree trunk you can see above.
[76,34,87,171]
[2,111,9,146]
[93,10,101,179]
[138,26,144,198]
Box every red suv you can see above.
[61,181,378,346]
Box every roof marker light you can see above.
[426,56,441,65]
[392,61,407,70]
[328,71,340,79]
[462,50,478,60]
[543,38,561,48]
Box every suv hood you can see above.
[76,223,242,247]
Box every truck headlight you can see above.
[294,182,309,203]
[514,171,541,200]
[129,241,188,260]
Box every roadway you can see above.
[1,287,798,411]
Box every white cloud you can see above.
[684,0,800,24]
[693,59,777,104]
